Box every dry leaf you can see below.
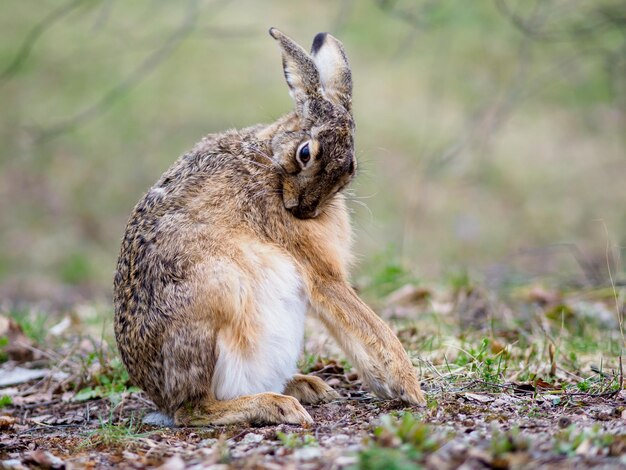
[0,367,68,387]
[0,415,16,429]
[0,314,34,362]
[526,286,562,306]
[49,316,71,336]
[24,450,65,469]
[464,393,495,403]
[491,339,506,355]
[535,378,561,390]
[386,284,431,307]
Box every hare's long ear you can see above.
[269,28,322,117]
[310,32,352,113]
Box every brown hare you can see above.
[113,28,426,427]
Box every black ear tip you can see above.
[311,32,328,54]
[269,27,280,39]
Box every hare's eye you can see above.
[297,142,311,166]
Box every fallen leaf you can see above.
[0,415,16,429]
[464,393,495,403]
[535,378,561,390]
[491,339,506,355]
[0,367,68,387]
[526,286,562,306]
[385,284,431,307]
[23,450,65,470]
[49,316,71,336]
[0,315,34,362]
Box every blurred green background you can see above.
[1,0,624,305]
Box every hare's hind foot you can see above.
[174,392,313,427]
[284,374,340,405]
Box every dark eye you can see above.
[299,143,311,164]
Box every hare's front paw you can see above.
[284,374,340,405]
[363,364,426,406]
[389,369,426,406]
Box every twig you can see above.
[460,378,621,399]
[599,219,626,349]
[0,0,89,85]
[34,0,225,142]
[619,354,624,390]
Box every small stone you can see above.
[557,416,572,428]
[334,455,358,467]
[199,438,218,447]
[23,450,65,469]
[293,447,322,461]
[0,459,28,470]
[157,455,186,470]
[122,451,139,461]
[462,418,475,428]
[240,433,264,445]
[323,434,350,445]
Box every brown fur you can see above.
[114,28,425,427]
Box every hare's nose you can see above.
[283,198,298,210]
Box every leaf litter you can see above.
[1,281,626,469]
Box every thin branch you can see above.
[91,0,116,32]
[0,0,90,85]
[34,0,206,143]
[493,0,619,43]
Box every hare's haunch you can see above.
[113,28,425,427]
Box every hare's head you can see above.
[269,28,355,219]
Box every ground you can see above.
[1,278,626,469]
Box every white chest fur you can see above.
[211,251,307,401]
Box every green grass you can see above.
[0,1,624,292]
[355,413,445,470]
[75,356,140,404]
[7,309,50,344]
[80,415,146,450]
[0,395,13,408]
[554,425,618,457]
[277,432,318,449]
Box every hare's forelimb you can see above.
[283,374,340,404]
[175,392,313,426]
[311,281,426,406]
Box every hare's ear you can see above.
[310,32,352,112]
[269,28,322,117]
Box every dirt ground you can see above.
[2,282,626,469]
[2,360,626,469]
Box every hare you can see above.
[113,28,426,427]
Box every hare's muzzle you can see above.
[289,205,320,220]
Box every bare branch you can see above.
[494,0,624,43]
[34,0,206,143]
[0,0,89,85]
